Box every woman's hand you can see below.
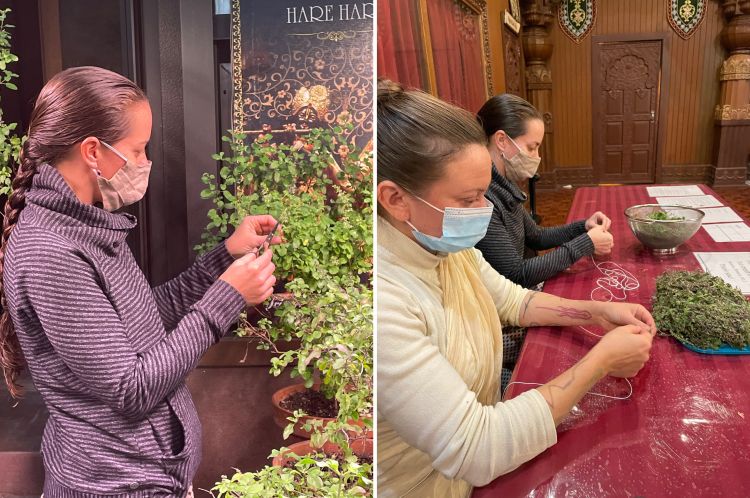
[585,211,611,231]
[536,324,653,424]
[225,215,283,259]
[219,250,276,305]
[587,225,614,256]
[595,302,656,336]
[591,324,653,378]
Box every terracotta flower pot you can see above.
[271,383,372,439]
[271,437,373,468]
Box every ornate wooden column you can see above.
[522,0,559,189]
[712,0,750,186]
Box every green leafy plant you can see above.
[197,120,373,259]
[243,187,371,291]
[0,7,24,196]
[264,275,373,447]
[653,270,750,349]
[647,211,684,221]
[212,444,372,498]
[200,118,373,494]
[629,208,698,249]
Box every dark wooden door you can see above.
[593,39,663,184]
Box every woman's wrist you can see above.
[558,298,604,326]
[583,345,611,378]
[224,238,242,260]
[584,301,606,327]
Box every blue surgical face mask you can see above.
[405,195,494,253]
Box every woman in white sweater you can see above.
[376,80,656,498]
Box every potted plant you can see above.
[199,117,373,434]
[263,273,373,443]
[198,116,373,494]
[211,436,372,497]
[189,123,371,485]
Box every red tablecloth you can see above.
[474,185,750,498]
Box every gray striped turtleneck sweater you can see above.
[475,167,594,288]
[3,163,245,497]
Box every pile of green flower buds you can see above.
[653,270,750,350]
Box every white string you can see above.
[579,325,603,338]
[502,263,639,406]
[590,256,639,302]
[503,377,632,401]
[502,324,633,401]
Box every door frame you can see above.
[591,33,671,184]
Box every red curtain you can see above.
[377,0,424,90]
[427,0,487,112]
[378,0,488,112]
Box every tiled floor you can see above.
[714,186,750,221]
[534,185,750,227]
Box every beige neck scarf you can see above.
[437,250,504,406]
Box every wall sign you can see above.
[667,0,706,39]
[231,1,373,146]
[558,0,596,43]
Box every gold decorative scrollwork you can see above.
[457,0,485,16]
[230,4,373,144]
[290,30,372,42]
[720,54,750,81]
[231,0,243,133]
[667,0,706,39]
[480,3,494,95]
[679,0,696,22]
[570,1,586,25]
[558,0,595,43]
[715,104,750,120]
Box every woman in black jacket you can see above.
[475,94,614,289]
[476,94,615,388]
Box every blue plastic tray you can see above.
[679,340,750,355]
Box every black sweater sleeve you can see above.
[523,212,589,251]
[476,209,595,288]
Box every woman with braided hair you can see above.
[0,66,281,496]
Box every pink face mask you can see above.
[97,141,152,212]
[501,135,541,184]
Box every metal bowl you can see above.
[624,204,704,255]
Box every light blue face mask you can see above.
[405,195,494,253]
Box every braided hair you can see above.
[0,138,37,398]
[0,66,146,398]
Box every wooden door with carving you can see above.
[592,39,663,184]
